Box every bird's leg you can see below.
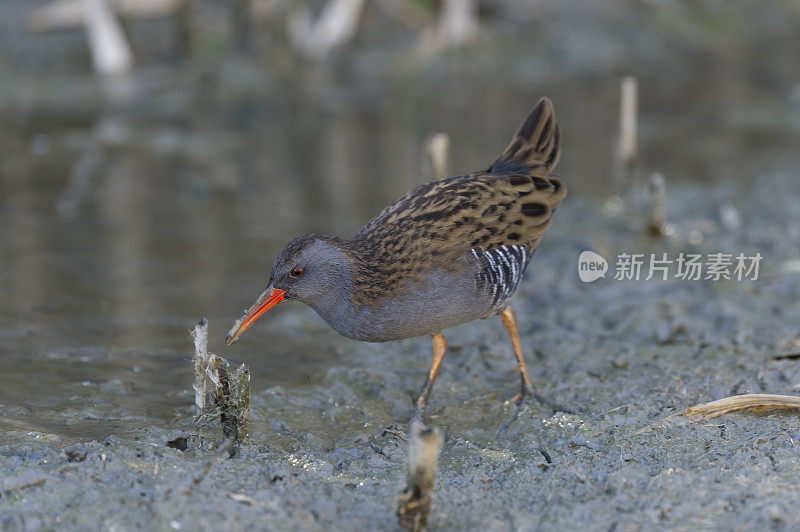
[500,306,559,411]
[500,306,537,403]
[410,332,447,424]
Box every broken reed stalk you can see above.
[1,472,48,498]
[191,318,250,456]
[683,394,800,420]
[80,0,134,75]
[219,363,251,445]
[435,0,478,49]
[288,0,366,61]
[425,133,450,182]
[193,317,212,411]
[647,173,674,237]
[614,76,638,192]
[397,421,443,532]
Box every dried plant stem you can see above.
[683,394,800,420]
[192,317,211,412]
[81,0,133,75]
[647,173,674,237]
[191,318,250,456]
[614,76,638,191]
[1,472,48,497]
[397,421,443,531]
[288,0,366,60]
[437,0,478,48]
[425,133,450,182]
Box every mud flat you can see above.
[3,174,800,530]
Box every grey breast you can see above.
[326,247,530,343]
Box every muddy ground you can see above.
[3,173,800,531]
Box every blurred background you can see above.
[1,0,800,442]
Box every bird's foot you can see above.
[498,385,572,435]
[510,383,573,414]
[509,384,534,406]
[409,406,425,427]
[498,386,534,435]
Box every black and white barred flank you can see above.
[471,244,531,309]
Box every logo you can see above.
[576,251,762,283]
[578,251,608,282]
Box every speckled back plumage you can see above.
[346,97,566,308]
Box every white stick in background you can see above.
[437,0,478,48]
[614,76,638,190]
[425,132,450,182]
[81,0,133,75]
[618,76,638,164]
[289,0,366,61]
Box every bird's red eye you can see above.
[290,267,304,278]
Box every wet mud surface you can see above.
[3,175,800,530]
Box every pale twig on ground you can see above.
[682,394,800,420]
[397,421,443,531]
[647,173,675,237]
[192,317,212,413]
[1,471,48,498]
[191,318,250,456]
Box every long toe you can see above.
[509,383,537,406]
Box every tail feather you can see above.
[489,97,561,175]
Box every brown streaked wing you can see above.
[347,169,566,303]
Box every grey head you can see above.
[225,234,354,344]
[269,234,353,304]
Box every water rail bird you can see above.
[227,97,567,423]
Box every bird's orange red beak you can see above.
[226,286,286,345]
